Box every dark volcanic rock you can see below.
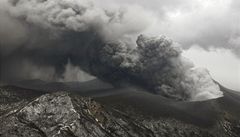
[0,86,239,137]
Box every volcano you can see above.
[0,1,239,137]
[0,80,239,137]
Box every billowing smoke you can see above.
[0,0,153,80]
[90,35,222,101]
[0,0,223,101]
[6,0,153,41]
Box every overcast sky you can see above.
[95,0,240,91]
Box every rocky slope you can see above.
[0,86,239,137]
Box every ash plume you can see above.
[0,0,223,101]
[84,35,222,101]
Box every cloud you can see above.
[183,46,240,91]
[0,0,226,101]
[0,0,28,55]
[147,0,240,56]
[60,60,95,82]
[0,58,57,82]
[90,35,222,101]
[100,0,240,57]
[7,0,154,42]
[0,0,155,82]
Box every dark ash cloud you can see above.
[0,0,223,101]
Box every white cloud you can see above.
[183,46,240,91]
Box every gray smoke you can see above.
[89,35,222,101]
[1,0,152,80]
[0,0,223,101]
[7,0,152,41]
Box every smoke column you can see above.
[0,0,223,101]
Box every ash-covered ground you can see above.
[0,81,239,137]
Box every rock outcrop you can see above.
[0,86,239,137]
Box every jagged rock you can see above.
[0,86,239,137]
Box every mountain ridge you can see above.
[0,83,239,137]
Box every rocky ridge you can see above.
[0,86,239,137]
